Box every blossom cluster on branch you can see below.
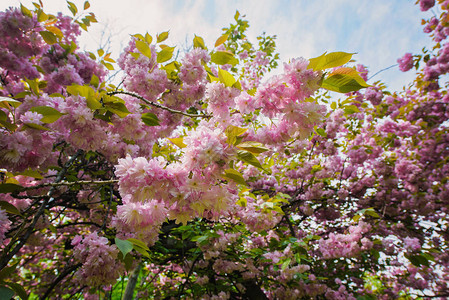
[0,0,448,299]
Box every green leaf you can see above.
[364,209,380,218]
[234,10,240,21]
[405,254,430,267]
[308,51,354,71]
[281,258,291,271]
[115,238,133,257]
[15,169,43,179]
[225,125,247,145]
[102,61,115,70]
[192,235,208,244]
[343,105,360,115]
[97,48,104,57]
[0,263,18,281]
[322,73,368,93]
[236,141,269,154]
[132,245,150,258]
[237,150,263,169]
[0,201,21,215]
[218,68,236,87]
[236,197,247,207]
[39,31,57,45]
[315,127,327,137]
[157,46,175,63]
[223,169,247,185]
[157,31,169,43]
[0,97,22,109]
[25,123,51,131]
[5,282,28,300]
[20,4,33,17]
[67,1,78,16]
[193,35,206,49]
[0,286,15,300]
[215,34,229,48]
[127,238,150,251]
[127,238,150,258]
[168,137,186,148]
[211,51,239,66]
[90,74,99,88]
[141,113,160,126]
[104,102,130,118]
[330,102,337,110]
[132,33,144,41]
[30,106,63,124]
[135,40,152,59]
[37,10,48,22]
[0,184,24,194]
[67,85,102,110]
[145,32,153,44]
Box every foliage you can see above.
[0,0,448,299]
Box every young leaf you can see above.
[115,238,133,257]
[25,123,51,130]
[16,169,43,179]
[5,282,28,300]
[193,35,206,49]
[225,125,247,145]
[0,97,22,109]
[237,150,263,169]
[39,31,57,45]
[215,34,229,48]
[30,106,63,123]
[308,52,354,71]
[67,1,78,16]
[157,31,169,43]
[45,26,63,39]
[157,46,175,63]
[145,32,153,44]
[141,113,160,126]
[236,141,269,154]
[315,127,327,137]
[211,51,239,66]
[135,40,152,59]
[218,68,236,87]
[127,238,150,251]
[322,73,368,93]
[20,4,33,17]
[0,201,21,215]
[0,286,15,300]
[168,137,187,148]
[104,102,130,118]
[223,169,247,185]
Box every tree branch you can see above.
[107,90,211,119]
[0,150,83,271]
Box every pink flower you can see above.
[0,209,11,245]
[397,53,414,72]
[419,0,435,11]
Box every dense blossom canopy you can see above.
[0,0,448,299]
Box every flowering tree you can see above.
[0,0,448,299]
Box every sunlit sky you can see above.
[2,0,435,91]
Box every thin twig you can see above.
[177,254,201,299]
[0,150,83,271]
[368,64,398,81]
[40,263,82,299]
[16,179,118,192]
[107,90,211,119]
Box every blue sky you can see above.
[2,0,435,91]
